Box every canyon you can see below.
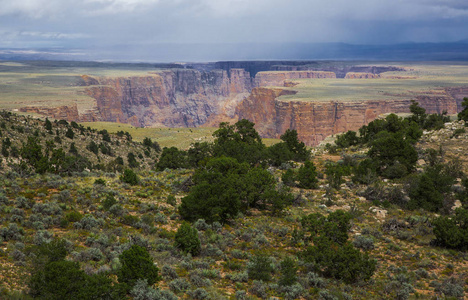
[15,62,468,146]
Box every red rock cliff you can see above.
[237,87,460,146]
[83,69,252,127]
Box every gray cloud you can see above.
[0,0,466,59]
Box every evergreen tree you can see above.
[174,222,201,256]
[280,129,310,161]
[65,128,74,139]
[44,118,52,131]
[297,161,318,189]
[117,245,161,292]
[458,97,468,122]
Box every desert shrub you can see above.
[109,204,124,216]
[162,265,178,280]
[16,196,32,208]
[414,268,429,279]
[78,214,102,230]
[34,230,53,245]
[154,212,168,224]
[247,253,274,282]
[188,288,209,300]
[175,222,201,256]
[94,178,106,186]
[189,273,211,287]
[0,223,23,241]
[194,219,211,231]
[281,283,304,300]
[122,214,140,227]
[117,245,161,292]
[130,279,177,300]
[303,272,327,288]
[235,290,249,300]
[436,277,465,298]
[249,280,267,299]
[0,193,9,205]
[65,211,82,222]
[168,278,191,293]
[86,247,104,261]
[166,194,177,206]
[353,235,375,250]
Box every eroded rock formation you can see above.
[237,87,461,146]
[21,63,468,147]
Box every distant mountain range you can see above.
[1,41,467,62]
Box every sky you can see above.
[0,0,467,61]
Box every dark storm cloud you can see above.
[0,0,466,60]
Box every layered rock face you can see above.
[31,63,467,147]
[237,87,460,146]
[344,72,381,79]
[82,69,252,127]
[19,105,81,121]
[255,71,336,87]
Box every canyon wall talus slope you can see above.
[82,69,252,127]
[237,87,461,146]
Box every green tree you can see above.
[187,142,212,167]
[118,245,161,292]
[120,169,139,185]
[156,147,188,170]
[279,257,297,286]
[87,141,99,155]
[44,118,52,131]
[352,159,378,184]
[335,130,359,148]
[65,128,74,139]
[267,142,293,167]
[69,142,78,155]
[281,168,296,187]
[212,119,266,165]
[433,208,468,251]
[325,162,347,190]
[408,100,427,127]
[247,254,274,281]
[301,211,375,284]
[280,129,310,161]
[458,97,468,122]
[368,131,417,178]
[297,161,318,189]
[174,222,201,256]
[127,152,139,169]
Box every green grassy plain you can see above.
[278,63,468,102]
[81,122,281,149]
